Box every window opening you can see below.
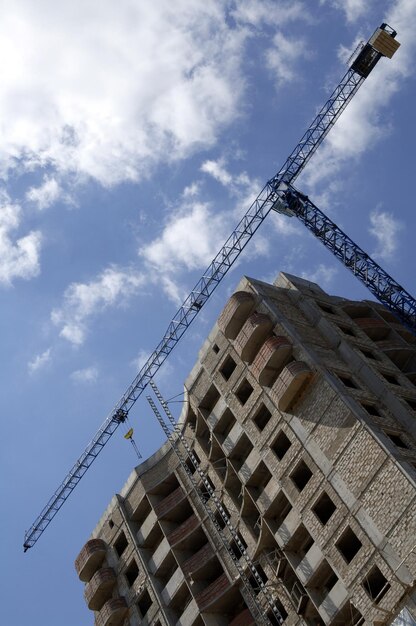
[219,355,237,380]
[362,566,390,603]
[199,384,220,412]
[253,403,272,431]
[360,349,378,360]
[290,460,312,491]
[236,379,254,405]
[137,589,153,617]
[336,527,362,563]
[384,431,408,449]
[212,343,220,354]
[338,374,358,389]
[317,302,335,314]
[214,408,236,437]
[382,372,400,385]
[406,398,416,411]
[338,325,355,336]
[271,430,291,460]
[125,559,139,586]
[312,492,336,525]
[114,531,128,557]
[361,402,381,416]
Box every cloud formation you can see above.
[28,348,52,374]
[51,266,146,345]
[0,191,42,285]
[26,176,63,211]
[0,1,251,188]
[70,366,98,383]
[266,32,309,85]
[301,263,338,287]
[320,0,370,23]
[369,209,402,260]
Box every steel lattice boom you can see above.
[24,23,402,551]
[279,187,416,332]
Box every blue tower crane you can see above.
[24,23,409,552]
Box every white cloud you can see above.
[70,366,98,383]
[141,201,228,274]
[51,266,146,345]
[26,176,62,210]
[0,1,255,188]
[265,32,309,85]
[28,348,51,373]
[320,0,370,23]
[301,263,338,287]
[0,191,42,285]
[200,158,252,199]
[369,209,402,260]
[232,0,306,27]
[201,159,233,187]
[132,349,152,373]
[182,182,201,198]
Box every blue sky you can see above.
[1,1,415,623]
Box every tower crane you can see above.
[24,23,411,552]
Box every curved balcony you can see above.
[230,608,255,626]
[167,514,200,548]
[95,597,128,626]
[234,313,273,363]
[195,572,232,611]
[355,317,390,340]
[271,361,312,412]
[182,542,215,579]
[217,291,255,339]
[251,335,292,385]
[75,538,107,582]
[153,485,186,519]
[84,567,116,611]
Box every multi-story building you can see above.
[75,272,416,626]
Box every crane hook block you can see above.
[113,409,128,423]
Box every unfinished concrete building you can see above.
[75,272,416,626]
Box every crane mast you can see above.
[24,23,406,551]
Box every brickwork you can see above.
[75,272,416,626]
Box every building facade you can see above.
[75,272,416,626]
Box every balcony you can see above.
[167,514,200,548]
[147,536,171,576]
[136,509,158,546]
[75,538,107,582]
[182,542,215,578]
[234,313,273,363]
[153,486,187,519]
[230,608,255,626]
[251,335,292,385]
[271,361,312,411]
[177,599,200,626]
[217,291,255,339]
[195,573,232,611]
[161,567,186,606]
[84,567,116,610]
[355,317,390,341]
[95,597,128,626]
